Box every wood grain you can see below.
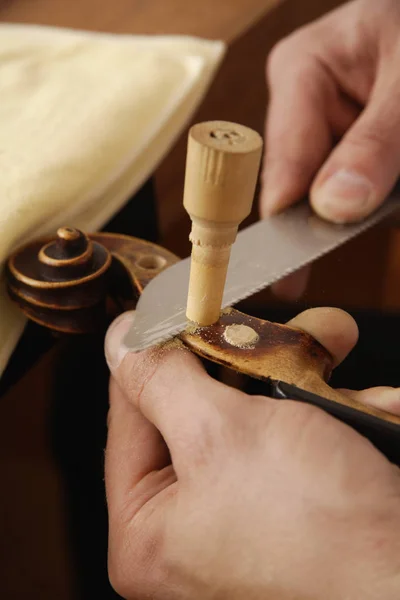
[183,121,263,325]
[182,307,400,425]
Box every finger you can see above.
[105,376,176,598]
[105,376,172,521]
[270,266,310,301]
[311,68,400,223]
[339,386,400,416]
[286,307,358,367]
[260,42,334,218]
[104,311,236,470]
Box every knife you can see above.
[123,192,400,352]
[123,121,400,353]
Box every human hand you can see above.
[104,307,400,600]
[261,0,400,299]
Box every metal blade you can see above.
[124,190,400,352]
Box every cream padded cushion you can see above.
[0,24,225,378]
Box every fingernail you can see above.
[313,169,374,223]
[104,311,135,371]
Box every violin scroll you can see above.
[7,227,113,333]
[6,228,179,334]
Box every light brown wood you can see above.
[223,323,260,347]
[181,307,400,425]
[183,121,262,324]
[0,0,282,42]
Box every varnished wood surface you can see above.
[0,0,282,41]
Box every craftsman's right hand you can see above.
[261,0,400,299]
[103,307,400,600]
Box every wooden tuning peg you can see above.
[183,121,263,326]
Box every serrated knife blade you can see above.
[123,190,400,352]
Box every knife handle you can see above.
[271,381,400,466]
[183,121,263,326]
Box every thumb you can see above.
[311,74,400,223]
[104,311,234,473]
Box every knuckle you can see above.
[266,38,292,78]
[345,124,394,153]
[266,30,309,79]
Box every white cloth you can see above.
[0,23,225,378]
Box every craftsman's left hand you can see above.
[103,307,400,600]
